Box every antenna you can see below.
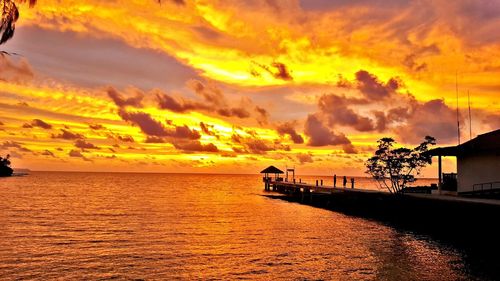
[456,72,460,145]
[468,90,472,141]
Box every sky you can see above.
[0,0,499,176]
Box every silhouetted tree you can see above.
[365,136,436,194]
[1,0,36,46]
[0,154,11,166]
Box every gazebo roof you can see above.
[260,165,284,174]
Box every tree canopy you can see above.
[365,136,436,194]
[1,0,36,45]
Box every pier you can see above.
[260,166,500,249]
[261,165,375,206]
[263,177,379,203]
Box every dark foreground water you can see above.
[0,172,486,280]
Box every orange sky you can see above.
[0,0,499,176]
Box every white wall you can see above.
[457,153,500,193]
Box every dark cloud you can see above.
[169,123,201,139]
[0,141,32,152]
[403,44,440,71]
[317,94,375,131]
[355,70,402,100]
[155,92,208,113]
[296,153,313,164]
[23,119,52,130]
[253,61,293,81]
[244,139,275,154]
[199,122,218,137]
[217,107,250,118]
[107,133,135,143]
[231,133,290,155]
[69,149,90,161]
[192,25,222,40]
[370,106,413,132]
[304,114,351,147]
[398,99,462,144]
[41,150,55,157]
[0,121,3,125]
[276,121,304,144]
[118,109,200,139]
[320,70,462,145]
[187,79,225,106]
[172,140,219,153]
[160,0,185,5]
[144,136,166,143]
[255,106,269,125]
[52,129,84,140]
[0,56,34,82]
[89,123,105,130]
[372,111,387,131]
[75,139,100,150]
[342,143,358,154]
[118,109,169,137]
[155,80,264,121]
[107,87,144,108]
[271,62,293,81]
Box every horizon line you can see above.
[17,170,438,179]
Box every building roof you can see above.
[427,129,500,157]
[260,165,284,174]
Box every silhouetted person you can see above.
[351,178,354,189]
[334,174,337,187]
[343,176,347,187]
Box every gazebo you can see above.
[261,166,284,190]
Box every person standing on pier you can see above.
[343,176,347,187]
[351,178,354,189]
[334,174,337,187]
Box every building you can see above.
[427,129,500,195]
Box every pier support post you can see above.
[438,155,442,194]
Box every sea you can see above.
[0,172,490,280]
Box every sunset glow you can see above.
[1,0,499,175]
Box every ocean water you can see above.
[0,172,480,280]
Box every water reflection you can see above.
[0,172,483,280]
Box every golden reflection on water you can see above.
[0,172,471,280]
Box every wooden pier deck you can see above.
[265,179,381,196]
